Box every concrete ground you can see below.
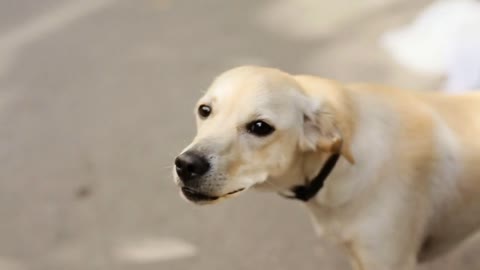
[0,0,479,269]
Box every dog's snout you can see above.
[175,151,210,182]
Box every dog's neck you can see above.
[254,150,340,193]
[302,151,334,182]
[253,143,360,210]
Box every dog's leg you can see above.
[343,240,416,270]
[340,194,427,270]
[341,204,427,270]
[343,241,367,270]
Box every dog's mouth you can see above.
[181,187,245,203]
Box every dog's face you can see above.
[174,66,346,204]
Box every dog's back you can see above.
[300,77,480,260]
[416,91,480,259]
[352,85,480,260]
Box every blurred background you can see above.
[0,0,479,270]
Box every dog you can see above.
[173,66,480,270]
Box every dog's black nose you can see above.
[175,151,210,182]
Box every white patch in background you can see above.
[0,257,25,270]
[0,0,116,76]
[113,237,197,263]
[444,31,480,92]
[381,0,480,91]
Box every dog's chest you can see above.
[305,183,405,246]
[305,201,370,243]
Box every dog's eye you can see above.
[246,120,275,137]
[198,105,211,118]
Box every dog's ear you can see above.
[298,97,355,164]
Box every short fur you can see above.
[173,66,480,270]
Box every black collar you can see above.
[279,153,340,202]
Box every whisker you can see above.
[160,165,174,171]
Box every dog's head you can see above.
[174,66,354,204]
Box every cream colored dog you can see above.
[173,66,480,270]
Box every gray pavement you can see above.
[0,0,478,269]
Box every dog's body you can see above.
[174,66,480,270]
[293,77,480,269]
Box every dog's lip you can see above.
[224,188,245,196]
[181,187,219,201]
[181,187,245,202]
